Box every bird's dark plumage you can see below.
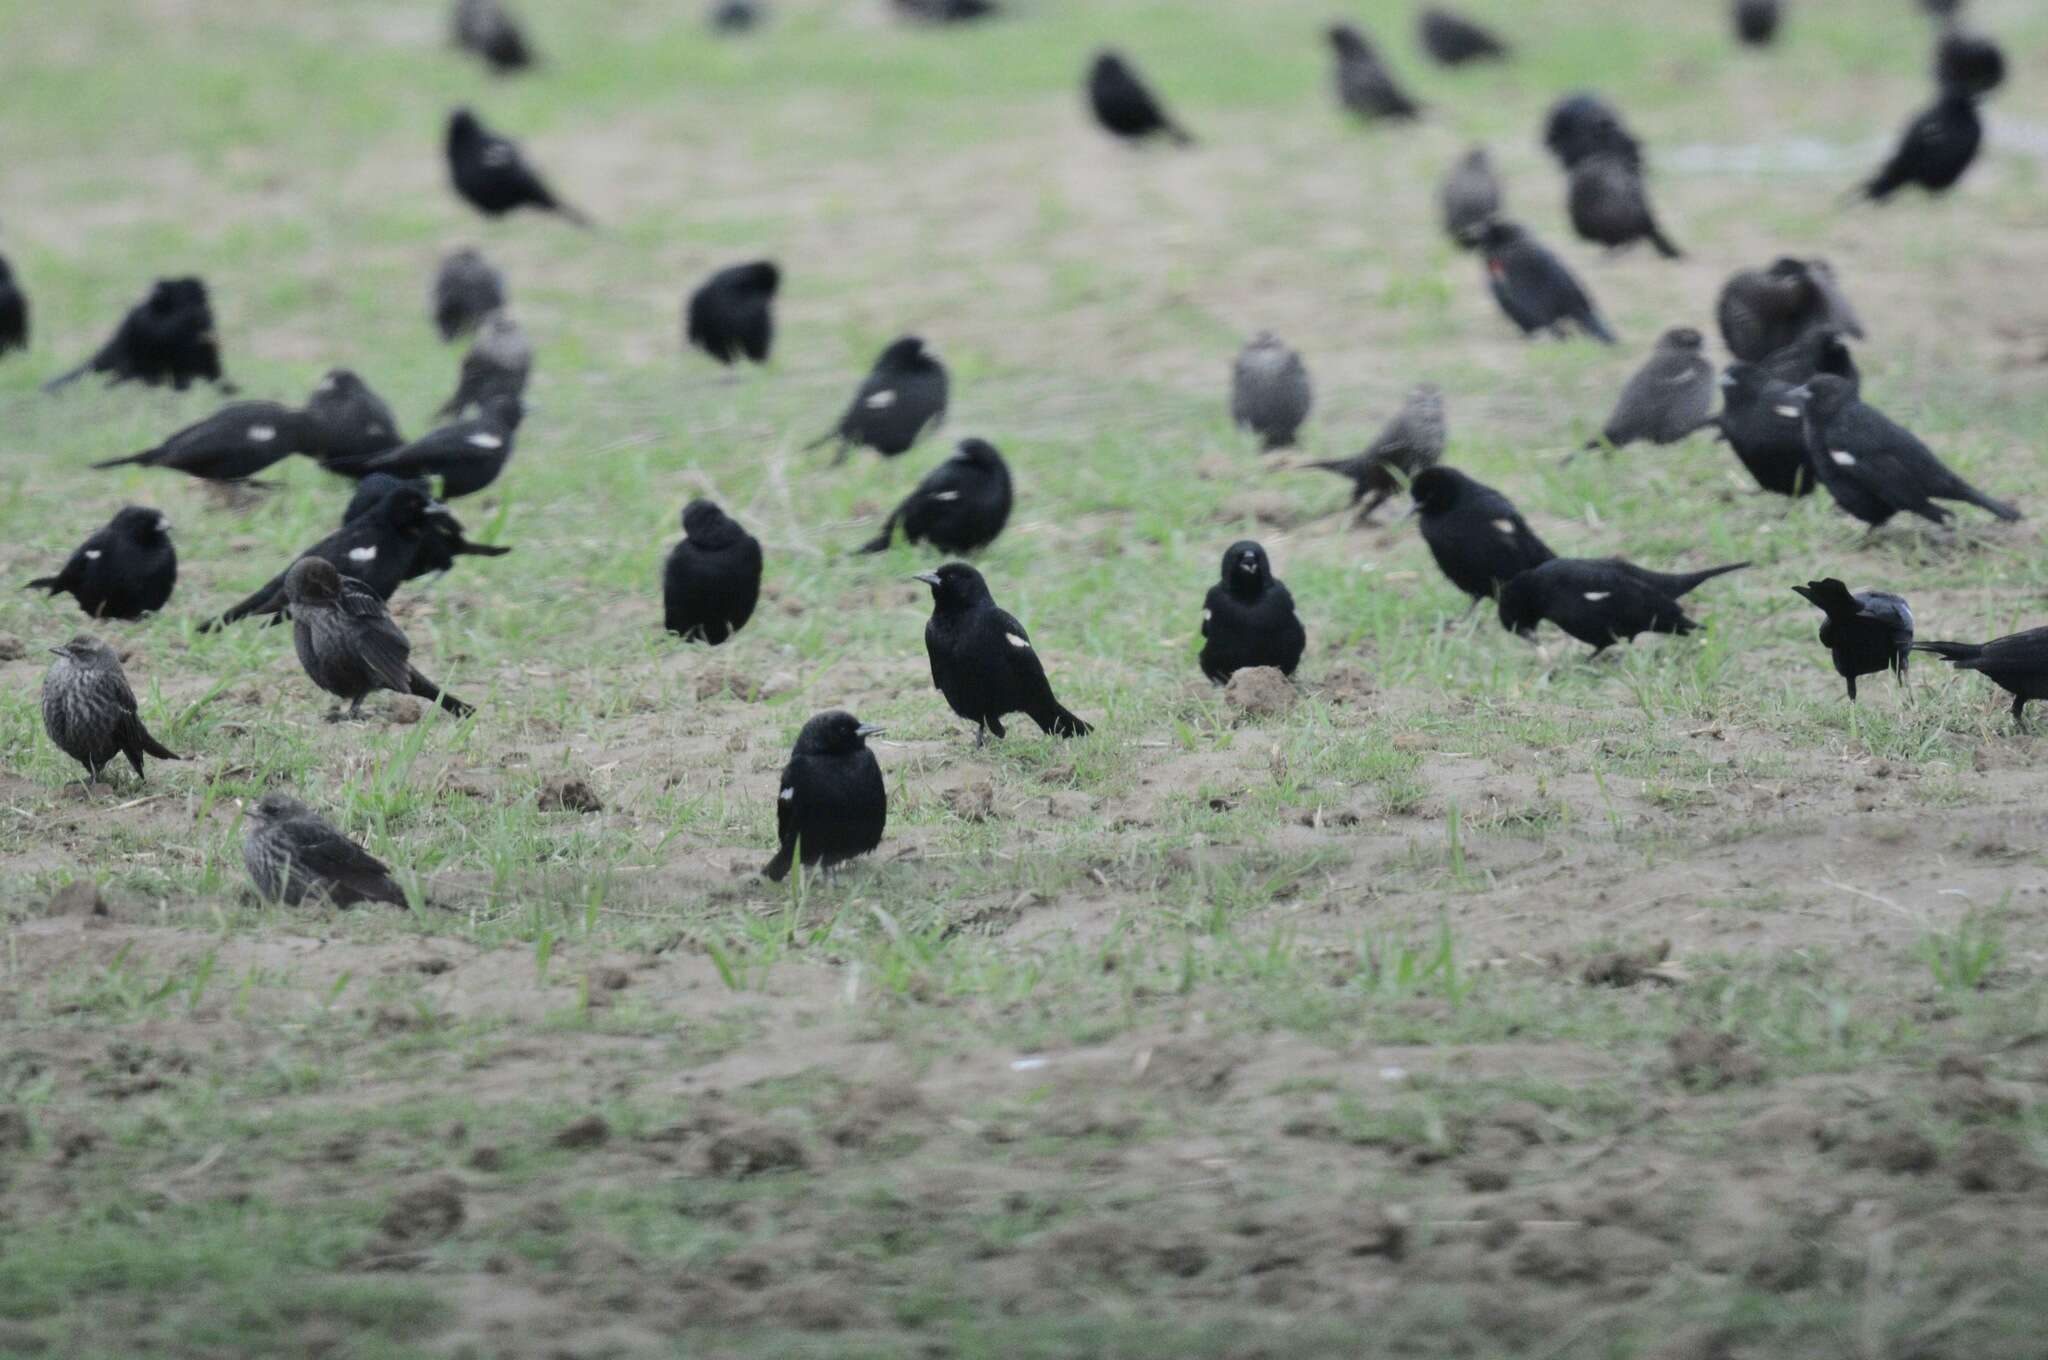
[1499,558,1746,652]
[92,401,312,481]
[1796,374,2020,528]
[1759,327,1860,388]
[1419,7,1508,64]
[436,310,530,419]
[894,0,997,20]
[1086,51,1194,145]
[244,793,409,908]
[762,711,888,882]
[1860,89,1981,201]
[366,394,523,498]
[27,507,176,620]
[1544,93,1641,171]
[1717,257,1863,362]
[1712,363,1817,497]
[686,260,779,366]
[1231,333,1313,450]
[860,438,1012,555]
[1477,220,1616,344]
[1305,383,1445,519]
[344,474,510,582]
[918,563,1090,743]
[285,557,472,721]
[1199,541,1306,683]
[662,499,762,644]
[1733,0,1780,45]
[0,254,27,356]
[45,277,223,393]
[1936,30,2005,97]
[1328,25,1422,119]
[207,483,437,628]
[710,0,762,30]
[446,108,590,224]
[1568,153,1682,257]
[453,0,533,72]
[41,635,179,782]
[1915,628,2048,729]
[303,370,406,473]
[1791,579,1913,701]
[1411,466,1555,606]
[1590,327,1715,450]
[808,336,947,463]
[1440,147,1501,247]
[433,247,507,341]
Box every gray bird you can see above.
[1717,258,1863,362]
[1302,383,1446,519]
[41,635,179,784]
[1586,327,1715,451]
[1440,147,1501,247]
[433,248,507,342]
[453,0,533,73]
[1327,24,1422,120]
[1231,333,1312,451]
[284,558,474,721]
[303,369,405,473]
[436,311,531,419]
[243,793,409,908]
[1567,152,1682,257]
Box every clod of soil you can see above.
[45,879,107,918]
[1343,1206,1410,1260]
[1580,939,1673,987]
[1224,665,1295,718]
[704,1123,807,1178]
[378,1177,466,1246]
[1667,1027,1764,1090]
[1317,665,1376,706]
[1847,1129,1938,1175]
[468,1146,505,1172]
[0,1323,48,1356]
[1954,1129,2038,1192]
[1463,1159,1513,1193]
[553,1114,612,1150]
[384,696,422,724]
[695,667,788,702]
[0,635,25,662]
[0,1106,31,1153]
[1642,1327,1737,1360]
[941,781,996,822]
[1935,1071,2023,1123]
[539,776,604,814]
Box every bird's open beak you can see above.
[911,572,941,587]
[855,723,885,738]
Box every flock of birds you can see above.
[5,0,2044,908]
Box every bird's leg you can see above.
[1456,598,1481,625]
[830,444,852,468]
[974,725,988,750]
[2013,696,2029,732]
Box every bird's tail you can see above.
[41,360,91,393]
[1667,561,1750,595]
[1790,578,1859,623]
[1580,309,1618,345]
[1305,458,1364,478]
[550,198,595,229]
[209,574,289,630]
[1957,485,2023,522]
[1037,704,1093,738]
[91,449,157,470]
[454,540,513,558]
[802,427,845,455]
[1165,123,1197,148]
[1647,220,1683,260]
[761,840,795,882]
[133,721,181,762]
[1912,639,1985,665]
[857,507,902,555]
[408,669,475,718]
[24,576,62,594]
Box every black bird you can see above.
[1711,363,1817,497]
[365,394,524,498]
[1936,30,2005,97]
[1328,25,1422,120]
[1588,327,1715,451]
[1795,375,2020,528]
[91,401,312,482]
[344,474,510,583]
[1919,0,1960,16]
[685,260,779,366]
[916,562,1091,745]
[1568,153,1682,257]
[1759,327,1860,388]
[1419,7,1509,64]
[762,711,888,882]
[0,253,27,355]
[710,0,762,29]
[41,636,179,783]
[1410,466,1555,609]
[1498,558,1747,653]
[894,0,997,20]
[1915,628,2048,729]
[285,558,473,721]
[1717,257,1863,361]
[860,438,1012,554]
[433,247,507,341]
[1086,51,1194,146]
[806,336,948,464]
[436,310,531,418]
[1303,382,1445,520]
[1544,93,1641,171]
[1231,333,1313,450]
[453,0,532,72]
[1858,88,1981,201]
[446,108,590,225]
[1791,579,1913,700]
[244,793,409,908]
[1440,147,1502,247]
[45,277,224,392]
[303,370,405,473]
[27,507,176,620]
[662,499,763,644]
[1199,541,1306,683]
[206,482,438,628]
[1476,220,1616,344]
[1733,0,1780,45]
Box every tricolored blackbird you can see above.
[453,0,532,73]
[1791,579,1913,700]
[1544,93,1641,171]
[1410,466,1555,608]
[1717,257,1862,361]
[1440,147,1501,246]
[1568,153,1681,257]
[1476,220,1615,343]
[1328,25,1422,119]
[93,401,312,482]
[1936,30,2004,97]
[1499,558,1746,653]
[762,711,888,882]
[1859,88,1981,201]
[27,507,176,619]
[0,254,27,355]
[1086,51,1194,146]
[244,793,409,907]
[1304,382,1445,520]
[45,277,223,392]
[284,557,473,721]
[1588,327,1714,450]
[433,247,507,341]
[916,562,1091,744]
[1711,364,1816,496]
[437,310,530,418]
[41,635,179,782]
[860,438,1012,554]
[1419,8,1508,64]
[662,499,762,644]
[686,261,779,366]
[1915,628,2048,729]
[446,108,590,224]
[807,336,947,463]
[1795,375,2019,528]
[344,474,510,582]
[206,481,439,627]
[303,370,405,472]
[1231,333,1313,450]
[1733,0,1780,45]
[365,393,524,498]
[1199,540,1306,683]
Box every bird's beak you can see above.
[911,572,941,587]
[47,647,66,657]
[855,723,885,739]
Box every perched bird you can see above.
[1915,628,2048,729]
[343,474,510,583]
[446,108,590,225]
[762,711,888,882]
[1302,382,1445,520]
[1717,257,1863,361]
[1858,88,1981,201]
[437,310,531,418]
[365,394,524,498]
[1795,374,2020,528]
[1328,25,1422,120]
[41,636,179,783]
[432,247,507,341]
[710,0,762,29]
[1711,364,1817,497]
[0,253,27,355]
[1499,558,1747,653]
[893,0,997,20]
[1759,327,1860,388]
[1476,220,1616,344]
[1733,0,1781,45]
[1410,466,1555,609]
[207,482,439,627]
[45,277,223,392]
[662,499,763,644]
[452,0,532,73]
[1440,147,1502,247]
[26,507,176,620]
[91,401,312,483]
[284,558,473,721]
[1544,93,1641,171]
[1791,579,1913,700]
[1199,541,1306,683]
[1919,0,1961,16]
[1936,30,2005,97]
[302,370,405,473]
[1230,333,1313,450]
[685,260,779,367]
[917,563,1091,744]
[1419,7,1509,64]
[1567,153,1681,257]
[1587,327,1715,451]
[243,793,409,908]
[1086,51,1194,146]
[860,438,1013,555]
[806,336,948,463]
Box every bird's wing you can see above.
[94,661,142,716]
[775,756,805,845]
[990,607,1061,698]
[335,580,417,691]
[282,815,401,899]
[1200,586,1226,638]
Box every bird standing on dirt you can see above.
[1858,87,1982,201]
[807,336,948,463]
[437,310,531,418]
[1717,257,1862,362]
[344,475,511,583]
[860,438,1012,555]
[41,636,179,783]
[685,260,779,367]
[1544,93,1641,171]
[1587,328,1715,451]
[244,793,410,908]
[1409,467,1555,609]
[302,370,405,472]
[1086,52,1194,146]
[1795,375,2020,528]
[1792,579,1913,701]
[365,394,524,498]
[285,558,473,721]
[917,563,1091,745]
[433,248,507,341]
[1199,541,1306,684]
[0,254,27,355]
[207,482,439,628]
[1476,220,1615,343]
[1302,383,1445,520]
[1915,628,2048,729]
[45,277,224,392]
[92,401,313,483]
[1760,328,1860,388]
[1498,559,1747,653]
[1711,364,1817,497]
[446,108,590,224]
[453,0,533,72]
[762,711,888,882]
[1440,147,1501,246]
[662,499,762,644]
[1231,333,1313,450]
[26,507,176,620]
[1936,30,2005,98]
[1418,8,1508,64]
[1568,153,1682,257]
[1733,0,1781,45]
[1327,25,1422,120]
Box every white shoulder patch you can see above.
[1006,633,1031,650]
[864,389,897,410]
[83,549,103,560]
[467,433,504,449]
[1491,518,1517,537]
[247,425,277,442]
[933,490,961,502]
[1830,450,1856,466]
[1202,608,1212,622]
[1773,404,1801,419]
[348,545,378,563]
[366,423,385,437]
[779,786,795,802]
[1583,591,1612,602]
[482,145,513,167]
